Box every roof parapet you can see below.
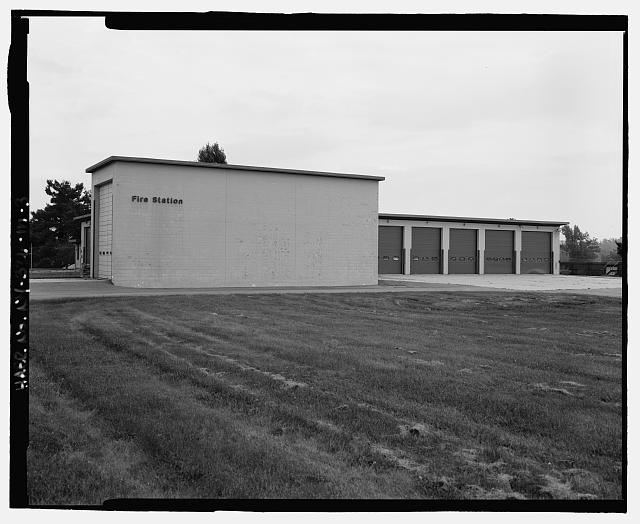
[85,156,385,181]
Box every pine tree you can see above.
[30,180,91,267]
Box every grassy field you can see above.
[30,268,82,279]
[28,291,623,503]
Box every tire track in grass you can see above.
[70,308,476,496]
[71,310,270,405]
[95,305,606,470]
[134,303,402,401]
[149,293,610,405]
[123,304,456,404]
[120,307,311,391]
[72,310,392,426]
[75,307,413,431]
[65,298,621,499]
[105,307,438,420]
[104,302,616,442]
[73,307,542,499]
[49,310,416,498]
[155,295,404,371]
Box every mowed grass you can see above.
[30,268,82,279]
[28,292,623,503]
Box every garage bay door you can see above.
[521,231,552,274]
[97,182,113,279]
[410,227,441,274]
[484,230,514,274]
[449,229,477,274]
[378,226,403,274]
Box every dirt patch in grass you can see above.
[532,383,581,397]
[413,359,446,367]
[538,474,599,500]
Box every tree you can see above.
[197,142,227,164]
[616,239,624,258]
[30,180,91,267]
[561,225,600,261]
[597,238,622,262]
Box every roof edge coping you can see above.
[85,156,385,181]
[378,213,569,227]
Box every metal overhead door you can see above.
[97,182,113,279]
[378,226,403,274]
[449,228,477,274]
[521,231,552,274]
[484,230,514,274]
[411,227,441,274]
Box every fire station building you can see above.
[82,156,566,288]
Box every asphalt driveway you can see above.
[29,274,622,301]
[381,274,622,295]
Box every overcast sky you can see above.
[27,18,623,239]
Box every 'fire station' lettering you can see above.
[131,195,183,204]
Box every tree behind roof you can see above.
[197,142,227,164]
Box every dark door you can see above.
[521,231,552,274]
[484,230,514,274]
[378,226,403,274]
[83,225,91,267]
[449,229,477,274]
[411,227,441,274]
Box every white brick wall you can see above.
[95,161,379,288]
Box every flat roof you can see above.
[379,213,569,227]
[86,156,385,181]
